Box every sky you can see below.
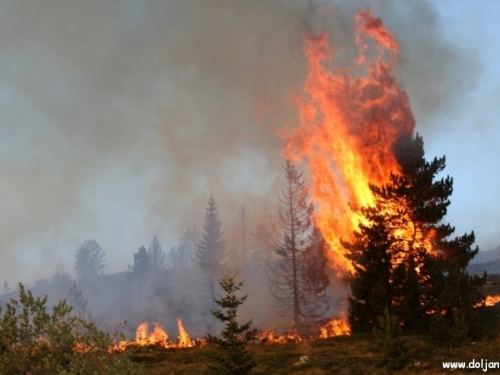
[0,0,498,285]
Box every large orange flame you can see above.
[283,10,414,275]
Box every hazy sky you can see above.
[0,1,498,285]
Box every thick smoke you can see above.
[0,1,478,287]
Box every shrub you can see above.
[0,283,142,374]
[373,307,409,370]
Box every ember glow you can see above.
[284,10,415,275]
[475,295,500,308]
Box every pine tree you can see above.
[346,133,484,333]
[129,246,151,277]
[268,161,330,331]
[197,195,227,317]
[344,212,395,333]
[74,239,107,280]
[148,236,166,271]
[205,275,256,375]
[197,195,226,276]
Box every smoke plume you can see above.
[0,0,477,285]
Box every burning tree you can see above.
[345,134,485,333]
[268,161,330,331]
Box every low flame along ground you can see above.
[111,297,500,351]
[111,317,352,351]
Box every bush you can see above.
[0,283,142,374]
[373,307,409,371]
[429,309,470,347]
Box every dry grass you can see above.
[124,328,500,375]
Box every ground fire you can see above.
[112,317,351,351]
[112,319,204,351]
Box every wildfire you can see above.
[177,318,196,347]
[113,319,204,351]
[283,10,415,275]
[319,316,351,338]
[256,330,303,344]
[475,295,500,308]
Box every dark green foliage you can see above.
[0,283,142,374]
[429,268,485,345]
[74,239,107,280]
[373,307,409,370]
[345,212,394,333]
[346,134,483,335]
[197,195,226,277]
[205,275,256,375]
[129,246,152,277]
[268,161,330,331]
[197,196,227,317]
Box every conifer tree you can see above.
[129,246,151,277]
[346,133,484,333]
[344,212,395,332]
[268,161,330,331]
[197,195,226,276]
[205,275,256,375]
[74,239,107,280]
[148,236,166,271]
[197,195,227,315]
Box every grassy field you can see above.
[124,329,500,374]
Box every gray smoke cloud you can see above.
[0,0,477,285]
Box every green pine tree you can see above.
[344,211,395,333]
[346,133,484,333]
[205,275,256,375]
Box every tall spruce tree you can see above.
[197,195,227,314]
[268,161,330,331]
[346,134,484,333]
